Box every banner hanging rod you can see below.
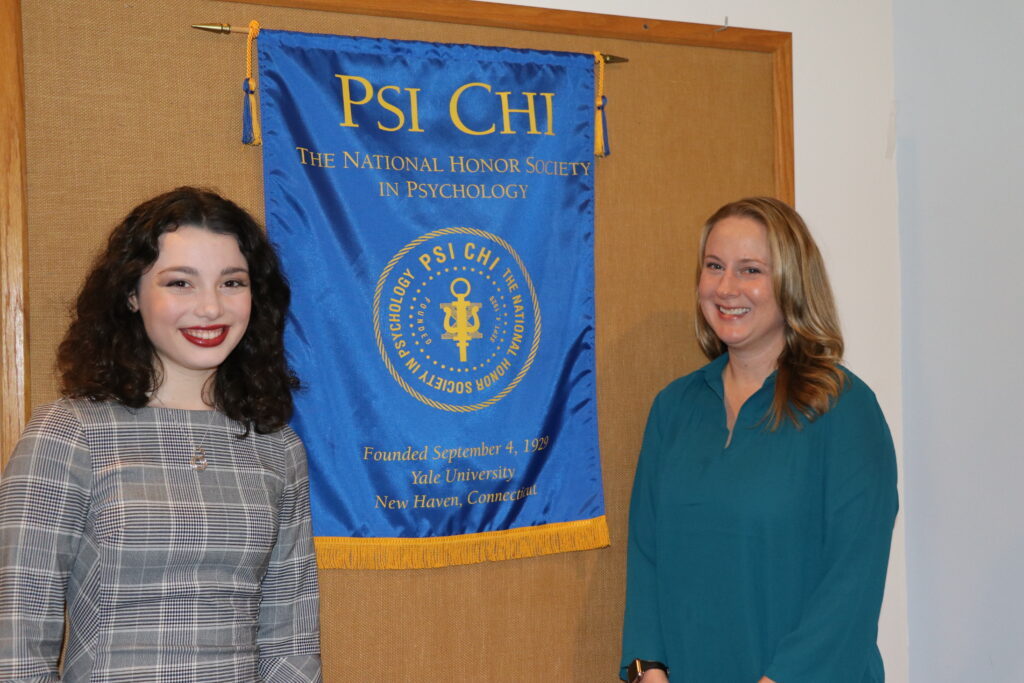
[190,23,628,63]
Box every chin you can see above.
[713,330,751,348]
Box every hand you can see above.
[639,670,669,683]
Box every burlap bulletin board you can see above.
[2,0,791,679]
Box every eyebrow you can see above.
[703,253,769,264]
[157,266,249,276]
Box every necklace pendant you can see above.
[190,450,208,471]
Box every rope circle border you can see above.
[372,227,542,413]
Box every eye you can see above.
[223,278,250,288]
[164,279,191,288]
[704,261,723,271]
[743,267,763,275]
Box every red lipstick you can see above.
[180,325,229,347]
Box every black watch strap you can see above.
[626,659,669,682]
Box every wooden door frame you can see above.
[1,0,28,460]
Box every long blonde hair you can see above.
[695,197,846,428]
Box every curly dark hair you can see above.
[57,186,299,434]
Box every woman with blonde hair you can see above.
[621,197,897,682]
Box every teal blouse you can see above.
[621,354,897,682]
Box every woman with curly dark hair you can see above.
[0,187,322,681]
[621,198,897,683]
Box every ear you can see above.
[127,291,139,313]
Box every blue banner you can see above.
[257,30,607,568]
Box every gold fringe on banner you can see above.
[315,516,611,569]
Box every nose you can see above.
[715,270,739,297]
[194,287,223,320]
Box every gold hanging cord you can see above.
[243,21,261,145]
[592,51,608,157]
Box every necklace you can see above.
[189,414,216,471]
[150,395,217,471]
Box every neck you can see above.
[724,342,783,389]
[149,369,216,411]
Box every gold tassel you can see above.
[593,52,607,157]
[243,20,262,146]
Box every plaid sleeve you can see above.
[0,402,92,682]
[257,431,322,682]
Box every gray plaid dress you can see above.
[0,400,322,682]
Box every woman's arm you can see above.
[762,382,898,683]
[621,391,670,679]
[0,403,91,682]
[257,433,322,683]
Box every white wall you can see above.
[502,0,909,679]
[893,0,1024,680]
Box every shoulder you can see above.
[649,358,719,416]
[660,365,709,398]
[256,423,306,452]
[5,400,94,481]
[25,399,83,432]
[278,424,305,448]
[280,425,310,466]
[21,398,117,443]
[635,359,722,455]
[827,367,888,427]
[39,397,136,429]
[819,367,897,480]
[253,424,310,478]
[23,397,144,447]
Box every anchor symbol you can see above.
[440,278,483,362]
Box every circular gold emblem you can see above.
[373,227,541,412]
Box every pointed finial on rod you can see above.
[192,23,246,35]
[601,53,629,64]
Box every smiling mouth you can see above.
[718,306,751,316]
[181,326,229,347]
